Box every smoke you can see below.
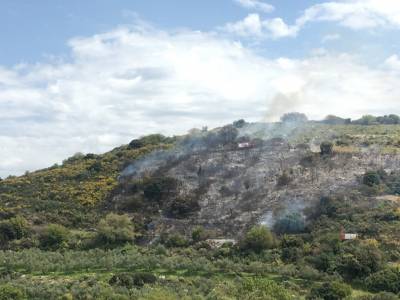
[264,92,303,122]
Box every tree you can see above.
[353,115,377,125]
[233,119,246,128]
[39,224,69,250]
[323,115,351,125]
[365,268,400,294]
[241,225,275,253]
[142,177,178,203]
[274,213,305,234]
[307,281,351,300]
[338,242,383,279]
[280,235,305,263]
[363,171,382,187]
[219,125,238,145]
[0,216,29,243]
[240,278,292,300]
[168,197,200,218]
[192,226,209,243]
[96,213,136,246]
[280,112,308,123]
[0,284,26,300]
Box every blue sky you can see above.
[1,0,400,176]
[1,0,398,65]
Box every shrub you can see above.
[365,267,400,294]
[320,141,333,156]
[219,125,238,145]
[274,213,305,234]
[240,277,293,300]
[277,172,292,187]
[0,216,29,243]
[192,226,209,243]
[306,281,351,300]
[0,284,26,300]
[39,224,69,250]
[323,115,351,125]
[241,226,275,253]
[96,213,135,246]
[233,119,246,128]
[128,139,143,149]
[280,112,308,123]
[168,197,199,218]
[338,242,383,279]
[363,171,382,187]
[163,233,189,248]
[142,177,178,203]
[357,292,399,300]
[280,236,304,263]
[316,196,341,218]
[353,115,378,125]
[109,272,157,288]
[128,134,174,149]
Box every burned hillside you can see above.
[110,121,400,241]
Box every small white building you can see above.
[238,142,252,149]
[340,227,358,241]
[206,239,237,248]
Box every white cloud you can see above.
[224,14,298,38]
[224,14,264,37]
[384,54,400,70]
[234,0,274,13]
[322,33,341,43]
[297,0,400,30]
[226,0,400,39]
[1,24,400,177]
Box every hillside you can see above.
[1,120,400,299]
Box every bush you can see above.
[316,196,341,218]
[39,224,69,250]
[240,277,293,300]
[0,216,29,244]
[241,226,275,253]
[192,226,209,243]
[0,284,26,300]
[233,119,246,128]
[109,272,157,288]
[280,112,308,123]
[274,213,305,234]
[277,172,292,187]
[307,281,351,300]
[280,236,304,263]
[163,233,189,248]
[129,134,174,149]
[96,213,135,246]
[322,115,351,125]
[142,177,178,203]
[338,242,383,279]
[363,170,385,187]
[365,268,400,294]
[320,141,333,156]
[168,197,200,218]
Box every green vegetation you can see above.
[240,225,276,253]
[1,123,400,298]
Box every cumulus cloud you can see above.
[224,14,298,38]
[1,24,400,177]
[384,54,400,70]
[234,0,274,13]
[225,0,400,39]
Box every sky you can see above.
[1,0,400,177]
